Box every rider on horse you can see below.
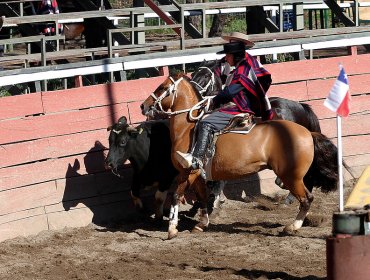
[215,32,272,94]
[175,36,273,172]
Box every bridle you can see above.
[147,76,214,121]
[150,76,184,113]
[190,66,216,96]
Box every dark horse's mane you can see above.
[191,60,223,97]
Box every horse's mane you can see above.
[189,60,223,97]
[198,59,221,70]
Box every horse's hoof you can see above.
[191,223,207,233]
[191,226,204,233]
[168,229,178,240]
[283,224,297,233]
[168,224,178,239]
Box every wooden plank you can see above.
[309,135,370,161]
[268,81,308,101]
[127,101,148,124]
[47,189,134,215]
[341,135,370,156]
[0,138,50,168]
[0,93,43,121]
[0,129,109,168]
[57,170,133,207]
[41,76,166,113]
[266,54,370,83]
[307,74,370,100]
[0,152,109,191]
[320,115,370,138]
[0,170,132,218]
[0,213,49,243]
[46,206,94,230]
[0,206,45,226]
[46,196,140,230]
[308,94,370,119]
[0,181,58,217]
[0,104,128,145]
[347,75,370,95]
[344,154,370,178]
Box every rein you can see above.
[149,76,214,121]
[190,66,215,95]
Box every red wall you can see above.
[0,55,369,242]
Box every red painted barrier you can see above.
[0,55,369,242]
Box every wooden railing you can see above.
[1,25,370,91]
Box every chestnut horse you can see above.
[141,73,339,239]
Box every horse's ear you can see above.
[174,72,184,79]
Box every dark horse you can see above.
[190,59,322,133]
[141,73,339,239]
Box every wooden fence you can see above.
[0,53,369,242]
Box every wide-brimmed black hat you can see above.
[216,41,246,54]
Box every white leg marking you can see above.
[169,204,179,226]
[286,203,309,231]
[168,204,179,239]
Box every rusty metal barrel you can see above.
[327,209,370,280]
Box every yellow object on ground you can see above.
[345,166,370,209]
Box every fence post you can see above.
[74,76,83,87]
[41,37,47,91]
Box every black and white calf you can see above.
[105,116,178,221]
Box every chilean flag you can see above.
[324,66,351,117]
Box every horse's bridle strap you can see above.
[190,66,215,95]
[149,76,214,120]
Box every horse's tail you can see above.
[304,132,338,193]
[301,103,322,133]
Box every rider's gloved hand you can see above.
[262,109,274,121]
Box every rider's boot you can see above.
[175,123,213,170]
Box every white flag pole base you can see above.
[337,115,344,212]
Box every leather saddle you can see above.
[223,113,261,133]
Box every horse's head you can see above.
[190,60,223,97]
[141,73,190,118]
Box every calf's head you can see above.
[105,116,139,173]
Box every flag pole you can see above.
[337,115,344,212]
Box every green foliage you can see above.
[0,89,11,97]
[264,53,296,63]
[223,18,247,33]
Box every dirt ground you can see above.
[0,182,355,280]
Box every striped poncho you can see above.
[215,53,273,120]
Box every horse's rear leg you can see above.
[284,181,314,232]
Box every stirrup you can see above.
[175,151,193,169]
